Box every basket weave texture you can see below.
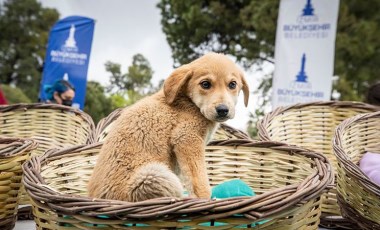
[94,108,250,142]
[0,138,37,230]
[23,139,333,229]
[257,101,379,229]
[0,103,95,206]
[333,111,380,230]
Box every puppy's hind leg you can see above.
[127,163,184,202]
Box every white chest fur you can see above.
[205,123,219,144]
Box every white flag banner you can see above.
[272,0,340,108]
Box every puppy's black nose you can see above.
[216,105,229,117]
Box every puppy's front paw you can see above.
[195,185,211,199]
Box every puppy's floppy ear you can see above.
[163,65,193,105]
[240,73,250,107]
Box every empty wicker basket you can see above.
[333,111,380,230]
[94,108,250,142]
[0,138,37,230]
[22,139,332,229]
[257,101,379,228]
[0,103,95,217]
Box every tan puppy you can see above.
[88,53,249,202]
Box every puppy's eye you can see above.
[228,81,237,89]
[200,81,211,89]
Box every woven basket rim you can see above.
[217,123,250,140]
[333,110,380,195]
[22,139,333,221]
[0,103,96,144]
[94,108,123,141]
[0,137,37,158]
[257,100,380,141]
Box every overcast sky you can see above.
[38,0,265,130]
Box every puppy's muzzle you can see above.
[215,104,229,118]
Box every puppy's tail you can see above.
[127,163,184,202]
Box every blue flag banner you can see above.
[39,16,95,109]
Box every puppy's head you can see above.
[164,52,249,122]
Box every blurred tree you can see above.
[108,91,141,110]
[84,81,113,124]
[334,2,380,101]
[0,0,59,101]
[158,0,380,136]
[106,54,154,94]
[157,0,277,68]
[1,84,31,104]
[109,93,128,110]
[106,53,158,106]
[105,61,123,93]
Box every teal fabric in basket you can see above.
[200,179,269,228]
[211,179,256,198]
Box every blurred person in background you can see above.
[43,79,75,106]
[0,87,8,105]
[366,82,380,106]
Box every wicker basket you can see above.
[333,111,380,230]
[0,103,95,216]
[0,103,95,155]
[0,138,37,230]
[94,108,250,142]
[22,139,333,229]
[257,101,379,228]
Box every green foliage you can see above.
[84,81,113,124]
[85,55,159,123]
[106,54,154,94]
[158,0,380,136]
[126,54,154,93]
[157,0,277,68]
[105,61,123,93]
[334,1,380,101]
[109,93,128,110]
[105,53,159,107]
[1,84,31,104]
[108,91,142,110]
[0,0,59,101]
